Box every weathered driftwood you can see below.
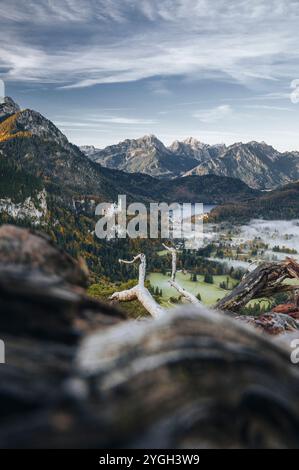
[109,254,164,318]
[216,258,299,312]
[162,244,200,304]
[1,306,299,449]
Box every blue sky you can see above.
[1,0,299,150]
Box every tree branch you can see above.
[109,254,164,318]
[163,243,200,305]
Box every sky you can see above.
[1,0,299,151]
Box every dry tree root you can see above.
[109,254,164,318]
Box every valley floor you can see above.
[148,272,235,307]
[148,218,299,312]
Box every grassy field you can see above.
[157,250,169,257]
[148,272,238,307]
[148,271,273,310]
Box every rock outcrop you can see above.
[0,97,20,122]
[0,189,47,224]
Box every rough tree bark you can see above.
[2,306,299,449]
[216,258,299,313]
[0,266,125,343]
[109,254,164,318]
[2,226,299,448]
[162,243,200,304]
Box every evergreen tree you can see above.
[204,273,214,284]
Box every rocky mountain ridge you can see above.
[0,98,258,205]
[82,135,299,189]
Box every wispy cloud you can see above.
[90,117,157,125]
[193,105,233,123]
[2,0,299,152]
[55,116,157,127]
[245,104,292,111]
[148,80,172,95]
[0,0,128,24]
[1,1,299,89]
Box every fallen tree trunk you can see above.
[1,306,299,449]
[216,258,299,313]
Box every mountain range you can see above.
[81,135,299,190]
[0,97,258,206]
[0,96,298,279]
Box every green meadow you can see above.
[148,272,237,307]
[148,272,274,310]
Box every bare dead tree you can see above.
[216,258,299,313]
[109,254,164,318]
[109,245,299,321]
[162,243,200,304]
